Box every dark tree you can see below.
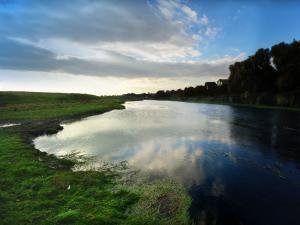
[228,48,277,94]
[271,40,300,92]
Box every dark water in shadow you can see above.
[34,100,300,225]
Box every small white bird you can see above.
[67,185,71,190]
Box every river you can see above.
[34,100,300,225]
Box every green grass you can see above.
[0,91,191,225]
[0,91,100,105]
[0,92,125,121]
[0,132,140,225]
[0,102,125,121]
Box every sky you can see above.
[0,0,300,95]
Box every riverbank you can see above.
[125,89,300,112]
[150,96,300,112]
[0,91,190,225]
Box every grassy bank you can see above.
[0,92,126,121]
[0,91,190,225]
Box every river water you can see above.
[34,100,300,225]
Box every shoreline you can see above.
[1,100,128,180]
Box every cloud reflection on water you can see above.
[33,100,300,225]
[34,100,237,187]
[126,137,205,186]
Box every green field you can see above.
[0,92,190,225]
[0,92,126,121]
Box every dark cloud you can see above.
[0,38,56,71]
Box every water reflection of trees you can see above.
[228,106,300,168]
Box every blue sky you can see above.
[0,0,299,95]
[190,0,300,58]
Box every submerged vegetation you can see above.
[0,91,191,225]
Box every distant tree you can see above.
[155,90,166,98]
[183,87,195,97]
[194,85,206,95]
[176,89,184,97]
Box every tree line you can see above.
[228,39,300,94]
[124,40,300,99]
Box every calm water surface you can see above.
[34,100,300,225]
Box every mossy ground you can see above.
[0,91,191,225]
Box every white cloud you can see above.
[99,41,200,62]
[205,26,219,37]
[180,4,198,23]
[206,53,246,65]
[200,14,209,25]
[157,0,199,24]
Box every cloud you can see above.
[1,0,176,43]
[0,37,242,78]
[0,0,233,82]
[1,0,201,46]
[0,0,220,62]
[98,41,200,62]
[200,15,209,25]
[157,0,198,23]
[205,26,219,37]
